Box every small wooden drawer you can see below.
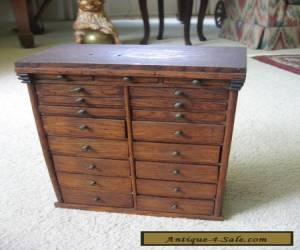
[33,74,93,81]
[48,136,128,159]
[57,172,132,193]
[43,116,126,139]
[137,196,214,215]
[95,76,159,84]
[38,96,123,108]
[130,87,228,100]
[137,179,217,199]
[36,84,123,97]
[131,98,227,112]
[39,106,125,119]
[61,188,133,208]
[134,142,220,164]
[53,155,130,177]
[136,161,218,183]
[132,121,225,145]
[164,78,229,89]
[132,110,226,124]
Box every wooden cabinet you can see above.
[15,45,246,220]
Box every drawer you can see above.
[130,87,228,100]
[39,105,125,119]
[131,98,227,112]
[57,172,132,194]
[34,74,93,81]
[38,96,123,108]
[134,142,220,164]
[132,121,225,145]
[36,84,123,97]
[136,161,218,183]
[137,196,214,215]
[95,75,158,84]
[48,136,128,159]
[61,187,133,208]
[137,179,217,199]
[43,116,126,139]
[164,78,228,89]
[132,110,226,123]
[53,155,130,177]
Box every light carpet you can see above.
[0,18,299,250]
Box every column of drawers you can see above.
[35,74,133,208]
[130,79,229,216]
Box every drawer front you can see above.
[132,110,226,123]
[132,121,225,145]
[53,155,130,177]
[48,136,128,159]
[130,87,228,100]
[136,161,218,183]
[36,84,123,97]
[34,74,93,81]
[137,196,214,215]
[134,142,220,164]
[57,172,132,193]
[137,179,217,199]
[131,98,227,112]
[61,188,133,208]
[43,116,126,139]
[164,78,228,89]
[39,105,125,119]
[38,96,123,108]
[95,76,158,84]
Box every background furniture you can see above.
[16,44,246,220]
[139,0,209,45]
[220,0,300,50]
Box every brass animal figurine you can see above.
[73,0,121,44]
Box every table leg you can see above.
[138,0,150,45]
[10,0,34,48]
[184,0,193,45]
[157,0,164,40]
[177,0,186,23]
[197,0,208,41]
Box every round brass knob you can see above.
[175,131,183,137]
[174,90,183,96]
[170,204,178,210]
[122,76,131,82]
[75,98,85,104]
[93,197,101,202]
[57,75,66,80]
[81,145,91,152]
[172,169,180,176]
[173,187,181,193]
[70,87,84,93]
[87,164,96,170]
[192,79,202,86]
[174,102,183,109]
[172,151,180,157]
[89,180,97,186]
[79,124,88,131]
[77,109,87,115]
[175,113,184,120]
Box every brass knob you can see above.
[170,204,178,210]
[87,164,96,170]
[172,151,180,157]
[122,76,131,82]
[89,180,96,186]
[192,79,202,86]
[174,102,183,109]
[57,75,66,80]
[175,113,184,120]
[70,87,84,93]
[75,98,85,103]
[173,187,181,193]
[172,169,180,176]
[81,145,91,152]
[79,124,88,131]
[93,197,101,202]
[175,131,183,137]
[174,90,183,96]
[77,109,87,115]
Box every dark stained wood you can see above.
[163,78,229,88]
[135,161,218,183]
[61,188,133,208]
[137,196,214,215]
[48,136,128,159]
[136,179,217,199]
[42,116,126,139]
[132,121,225,145]
[53,155,130,177]
[34,74,93,81]
[134,142,221,164]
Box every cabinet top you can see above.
[15,44,246,74]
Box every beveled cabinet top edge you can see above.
[15,44,247,74]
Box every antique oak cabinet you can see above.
[15,45,246,220]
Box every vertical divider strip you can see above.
[124,86,138,209]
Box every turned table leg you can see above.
[138,0,150,45]
[157,0,164,40]
[184,0,193,45]
[10,0,34,48]
[198,0,208,41]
